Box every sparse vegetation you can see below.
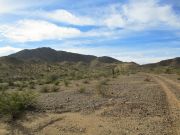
[100,79,109,85]
[64,79,69,87]
[144,78,151,82]
[83,79,89,84]
[51,85,59,92]
[0,90,37,120]
[96,80,107,97]
[78,86,86,93]
[46,74,59,83]
[0,47,179,134]
[40,86,49,93]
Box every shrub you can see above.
[0,79,3,83]
[63,80,69,87]
[96,83,106,97]
[0,84,8,93]
[177,78,180,80]
[28,81,35,89]
[144,78,151,82]
[83,80,89,84]
[54,81,60,86]
[40,86,49,93]
[8,81,14,86]
[78,86,86,93]
[51,85,59,92]
[100,79,109,85]
[46,74,59,83]
[0,91,37,120]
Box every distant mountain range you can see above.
[7,47,120,63]
[0,47,179,68]
[143,57,180,68]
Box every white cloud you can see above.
[0,0,55,15]
[42,0,180,30]
[0,46,22,56]
[0,19,82,42]
[46,9,95,26]
[103,0,180,29]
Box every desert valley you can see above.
[0,47,179,135]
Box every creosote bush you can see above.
[0,90,37,120]
[78,86,86,93]
[83,79,89,84]
[96,81,107,97]
[144,78,151,82]
[40,86,49,93]
[46,74,59,83]
[63,80,69,87]
[51,85,59,92]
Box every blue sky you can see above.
[0,0,180,64]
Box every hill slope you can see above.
[143,57,180,68]
[8,47,120,63]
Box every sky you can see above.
[0,0,180,64]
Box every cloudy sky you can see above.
[0,0,180,64]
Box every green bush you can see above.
[0,91,37,120]
[29,81,35,89]
[54,81,60,86]
[100,79,109,85]
[46,74,59,83]
[78,86,86,93]
[63,80,69,87]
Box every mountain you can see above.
[8,47,120,63]
[143,57,180,68]
[0,56,23,65]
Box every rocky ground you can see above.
[0,73,179,135]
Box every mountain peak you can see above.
[8,47,120,63]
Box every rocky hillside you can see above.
[8,47,120,63]
[143,57,180,68]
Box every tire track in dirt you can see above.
[157,75,180,88]
[149,74,180,135]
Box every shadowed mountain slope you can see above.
[8,47,120,63]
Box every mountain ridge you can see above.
[8,47,121,63]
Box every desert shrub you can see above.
[29,81,35,89]
[51,85,59,92]
[0,79,3,83]
[63,80,69,87]
[78,86,86,93]
[15,81,27,89]
[0,91,37,120]
[46,74,59,83]
[96,82,106,97]
[54,81,60,86]
[177,78,180,80]
[40,86,49,93]
[8,81,14,86]
[164,68,171,74]
[0,84,8,93]
[144,78,151,82]
[83,79,89,84]
[75,83,79,86]
[100,79,109,85]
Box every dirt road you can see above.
[149,74,180,135]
